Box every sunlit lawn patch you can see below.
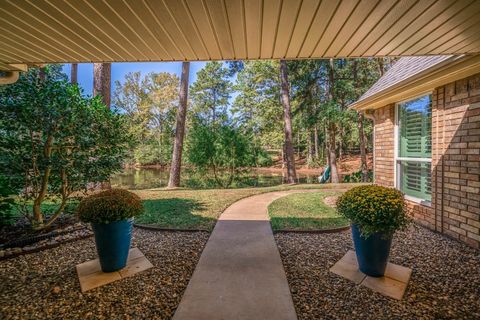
[134,184,355,230]
[268,191,349,231]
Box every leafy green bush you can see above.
[256,150,273,167]
[336,185,410,238]
[77,189,144,224]
[343,170,373,182]
[186,121,259,188]
[0,66,131,229]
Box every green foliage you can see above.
[343,170,373,183]
[336,185,411,238]
[113,71,179,165]
[0,66,131,228]
[186,120,259,188]
[190,61,233,126]
[77,189,144,224]
[233,60,284,150]
[0,174,15,225]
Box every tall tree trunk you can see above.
[279,60,297,184]
[328,58,339,183]
[338,125,343,160]
[377,58,385,76]
[314,125,319,159]
[353,60,369,182]
[328,123,339,183]
[93,63,111,109]
[297,131,301,158]
[71,63,78,84]
[307,130,315,168]
[358,112,369,182]
[93,63,111,190]
[168,62,190,188]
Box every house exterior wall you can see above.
[372,73,480,248]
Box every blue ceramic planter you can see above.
[91,219,133,272]
[351,224,392,277]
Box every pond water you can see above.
[111,168,321,190]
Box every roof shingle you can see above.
[356,55,453,104]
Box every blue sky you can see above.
[61,62,208,97]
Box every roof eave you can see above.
[349,54,480,112]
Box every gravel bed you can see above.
[0,228,209,320]
[275,225,480,320]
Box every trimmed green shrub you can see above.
[336,185,410,238]
[77,189,144,224]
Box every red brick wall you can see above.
[372,73,480,248]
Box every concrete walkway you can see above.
[173,190,314,320]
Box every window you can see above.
[396,94,432,203]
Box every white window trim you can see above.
[394,92,432,206]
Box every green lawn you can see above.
[268,191,349,231]
[134,183,357,230]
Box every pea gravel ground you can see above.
[0,228,209,320]
[275,225,480,320]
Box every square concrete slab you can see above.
[330,250,412,300]
[329,250,366,284]
[76,248,153,292]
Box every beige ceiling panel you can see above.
[324,0,379,57]
[0,62,27,71]
[165,0,212,60]
[47,0,133,61]
[409,9,480,55]
[43,0,126,61]
[0,9,87,61]
[260,0,282,59]
[204,0,236,59]
[66,0,144,61]
[0,50,23,64]
[285,0,322,58]
[311,0,360,57]
[108,0,173,60]
[244,0,262,59]
[441,32,480,55]
[0,0,479,64]
[0,20,72,62]
[2,0,96,61]
[388,0,474,56]
[336,0,396,57]
[83,0,158,60]
[16,0,119,61]
[144,0,199,61]
[184,0,222,60]
[356,0,431,56]
[224,0,247,59]
[0,33,57,63]
[272,0,302,58]
[297,1,341,57]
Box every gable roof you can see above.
[349,54,480,111]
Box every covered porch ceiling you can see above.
[1,0,480,71]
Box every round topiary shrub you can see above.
[77,189,144,224]
[336,185,410,238]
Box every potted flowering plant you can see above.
[336,185,410,277]
[77,189,144,272]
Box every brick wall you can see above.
[372,73,480,248]
[432,74,480,248]
[372,104,395,187]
